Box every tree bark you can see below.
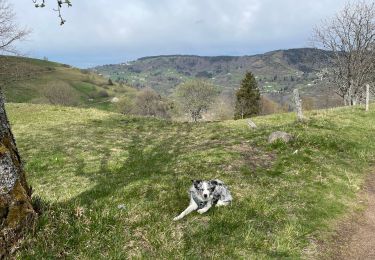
[293,89,304,121]
[0,93,35,257]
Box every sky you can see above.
[13,0,351,68]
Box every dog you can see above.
[173,179,232,221]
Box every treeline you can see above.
[115,72,291,121]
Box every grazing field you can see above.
[7,103,375,259]
[0,56,137,112]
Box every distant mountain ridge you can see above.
[93,48,333,96]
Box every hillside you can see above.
[93,48,333,97]
[8,103,375,258]
[0,56,138,111]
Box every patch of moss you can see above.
[0,195,8,219]
[5,180,34,228]
[0,144,8,155]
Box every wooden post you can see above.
[293,89,304,121]
[366,84,370,112]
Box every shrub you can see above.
[98,90,109,98]
[43,82,78,106]
[260,96,281,115]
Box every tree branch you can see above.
[32,0,72,25]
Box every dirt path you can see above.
[328,171,375,259]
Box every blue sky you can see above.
[13,0,351,68]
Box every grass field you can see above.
[0,56,137,112]
[7,103,375,258]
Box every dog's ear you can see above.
[192,179,202,188]
[210,180,218,186]
[209,180,218,192]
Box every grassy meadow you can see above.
[6,103,375,258]
[0,56,137,112]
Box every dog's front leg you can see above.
[173,199,198,221]
[197,201,212,214]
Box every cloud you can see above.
[12,0,350,67]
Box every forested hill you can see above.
[93,48,332,95]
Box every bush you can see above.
[43,82,79,106]
[98,90,109,98]
[133,88,171,119]
[80,69,90,74]
[260,96,281,115]
[302,97,315,111]
[207,95,234,121]
[116,96,136,115]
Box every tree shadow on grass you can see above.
[22,113,375,258]
[56,120,189,207]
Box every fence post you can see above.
[293,89,304,121]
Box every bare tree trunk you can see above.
[293,89,304,121]
[0,93,35,257]
[366,84,370,112]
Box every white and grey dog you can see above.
[173,179,232,221]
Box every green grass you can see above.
[0,56,137,112]
[7,103,375,259]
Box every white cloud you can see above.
[12,0,351,67]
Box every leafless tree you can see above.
[1,1,75,257]
[0,0,29,55]
[313,1,375,105]
[207,94,234,121]
[176,80,218,122]
[33,0,72,25]
[0,1,34,258]
[0,1,31,88]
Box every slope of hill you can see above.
[0,56,137,111]
[8,103,375,258]
[93,48,332,97]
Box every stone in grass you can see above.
[268,131,293,144]
[117,204,126,210]
[111,97,120,103]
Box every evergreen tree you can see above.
[234,72,261,119]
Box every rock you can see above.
[117,204,126,210]
[111,97,119,103]
[268,131,293,144]
[247,119,257,129]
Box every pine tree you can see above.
[234,72,261,119]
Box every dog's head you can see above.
[192,180,218,201]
